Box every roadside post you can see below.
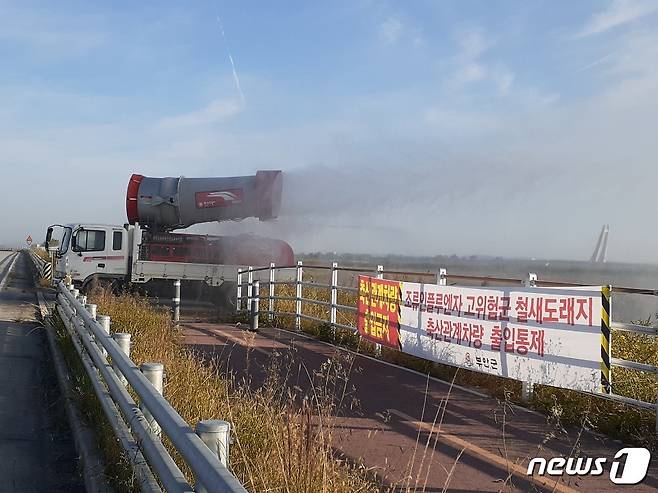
[250,281,259,331]
[173,280,181,324]
[374,265,384,357]
[295,261,303,331]
[520,273,538,403]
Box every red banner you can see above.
[357,275,401,349]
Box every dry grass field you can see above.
[54,288,380,492]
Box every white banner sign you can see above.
[398,283,604,393]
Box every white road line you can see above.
[0,252,19,291]
[389,408,579,493]
[0,252,13,271]
[212,327,270,356]
[188,325,271,356]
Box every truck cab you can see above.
[47,223,131,289]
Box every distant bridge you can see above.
[591,224,610,263]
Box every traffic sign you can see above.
[26,235,32,245]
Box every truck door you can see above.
[108,229,129,275]
[70,227,108,283]
[69,226,126,282]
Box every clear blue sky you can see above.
[2,1,658,261]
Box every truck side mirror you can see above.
[45,226,53,250]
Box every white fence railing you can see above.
[53,280,247,493]
[237,261,658,432]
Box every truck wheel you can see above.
[83,276,117,295]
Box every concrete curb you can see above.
[32,270,113,492]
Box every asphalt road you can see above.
[184,321,658,493]
[0,251,82,492]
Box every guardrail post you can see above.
[250,281,259,332]
[295,261,303,331]
[438,268,447,286]
[520,272,537,403]
[85,303,98,348]
[173,280,181,324]
[66,285,80,313]
[330,262,338,335]
[268,263,275,321]
[98,315,110,358]
[373,265,384,357]
[112,333,131,387]
[140,363,164,437]
[195,420,232,492]
[85,303,97,320]
[69,288,79,313]
[236,268,242,312]
[196,420,231,466]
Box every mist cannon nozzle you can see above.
[126,170,283,231]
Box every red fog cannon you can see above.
[127,170,283,229]
[126,170,293,266]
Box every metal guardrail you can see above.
[237,261,658,431]
[52,281,247,493]
[27,248,52,279]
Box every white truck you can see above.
[45,170,293,305]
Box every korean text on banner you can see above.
[357,275,402,349]
[398,283,604,393]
